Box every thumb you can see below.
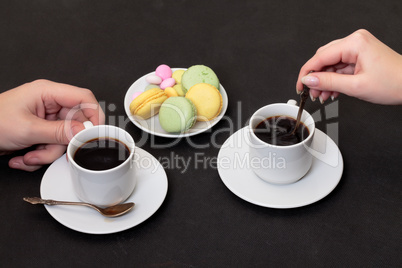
[301,72,357,95]
[30,118,86,145]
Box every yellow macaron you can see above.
[185,83,223,121]
[172,69,185,84]
[164,87,179,98]
[130,88,168,119]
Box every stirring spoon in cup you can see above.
[291,83,310,135]
[23,197,134,217]
[292,70,313,135]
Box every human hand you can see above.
[296,29,402,105]
[0,79,105,171]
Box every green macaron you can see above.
[181,65,220,93]
[159,97,197,133]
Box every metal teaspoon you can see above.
[23,197,135,217]
[291,83,310,135]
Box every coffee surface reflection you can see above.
[73,138,130,170]
[254,116,309,146]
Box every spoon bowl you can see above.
[23,197,134,217]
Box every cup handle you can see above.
[83,121,94,129]
[287,99,298,106]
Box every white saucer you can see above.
[124,68,228,138]
[40,148,168,234]
[217,127,343,208]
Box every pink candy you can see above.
[155,64,172,80]
[160,78,176,89]
[146,74,162,84]
[144,64,176,90]
[132,91,142,100]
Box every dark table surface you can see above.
[1,0,401,267]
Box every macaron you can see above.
[164,84,186,97]
[164,87,179,97]
[172,69,185,84]
[144,84,160,91]
[181,65,220,92]
[158,97,197,133]
[129,88,168,119]
[173,84,186,96]
[185,83,223,121]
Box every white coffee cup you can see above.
[248,100,315,184]
[67,122,136,207]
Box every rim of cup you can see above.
[248,103,315,149]
[67,124,135,174]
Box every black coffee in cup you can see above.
[73,138,130,171]
[254,116,309,146]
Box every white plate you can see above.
[40,148,168,234]
[217,127,343,208]
[124,68,228,138]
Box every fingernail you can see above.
[310,92,316,102]
[9,162,20,169]
[319,95,325,104]
[301,75,319,87]
[296,88,302,95]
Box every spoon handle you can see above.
[23,197,135,218]
[23,197,90,207]
[297,84,310,121]
[291,84,310,134]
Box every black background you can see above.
[0,0,401,267]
